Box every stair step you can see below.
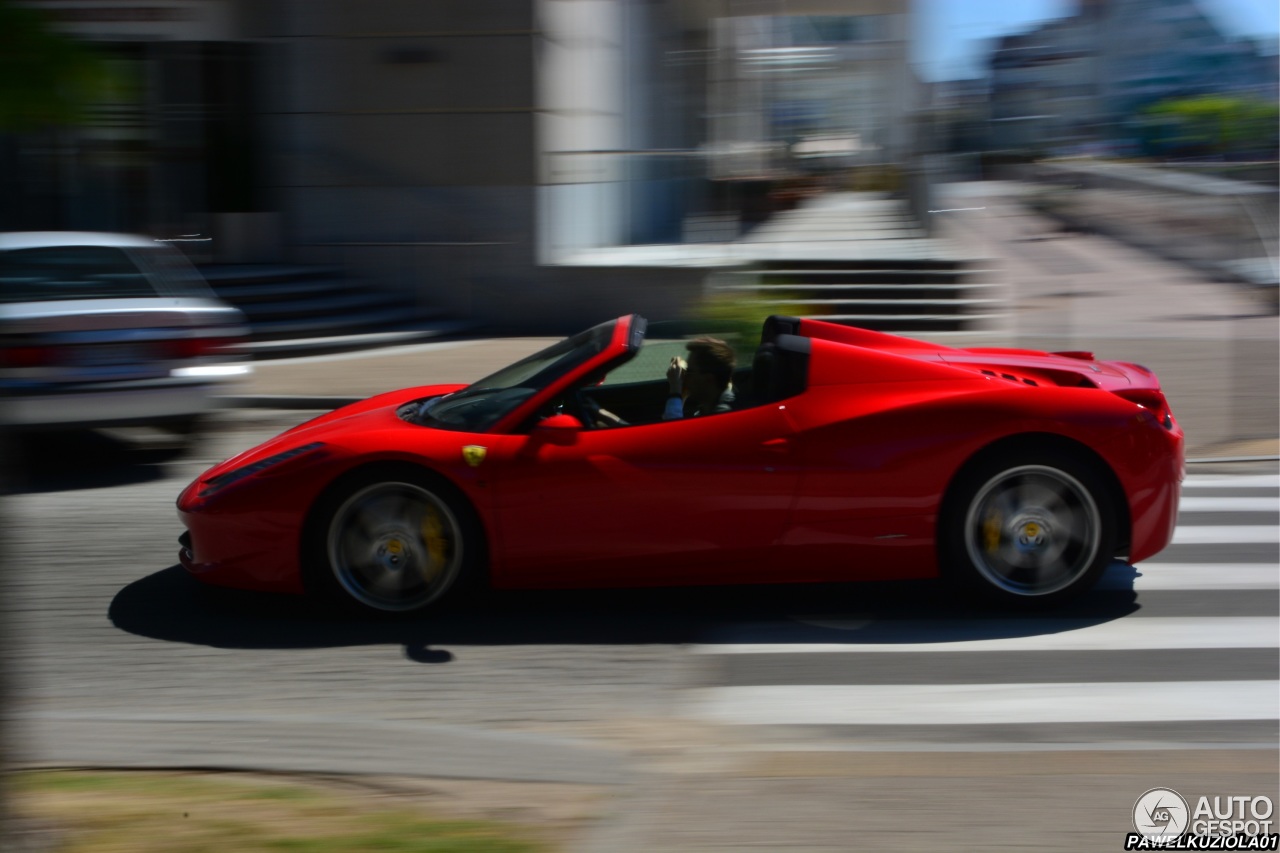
[727,268,991,278]
[249,306,437,340]
[749,213,916,222]
[722,290,996,303]
[704,192,1005,335]
[727,280,972,290]
[211,278,353,303]
[231,319,477,359]
[747,231,931,243]
[199,264,342,284]
[197,262,461,347]
[802,312,1007,323]
[783,300,993,313]
[754,259,971,271]
[796,316,1007,334]
[759,298,1003,307]
[715,283,1000,293]
[238,291,411,322]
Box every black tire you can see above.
[303,467,484,616]
[940,450,1116,608]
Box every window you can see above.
[0,246,156,303]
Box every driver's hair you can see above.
[686,337,735,388]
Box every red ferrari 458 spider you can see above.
[177,315,1183,615]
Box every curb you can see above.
[16,714,630,787]
[219,395,363,410]
[231,321,480,361]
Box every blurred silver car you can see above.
[0,232,249,439]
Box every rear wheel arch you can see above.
[938,433,1130,606]
[942,433,1130,547]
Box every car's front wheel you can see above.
[942,453,1116,607]
[306,469,481,616]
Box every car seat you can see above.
[750,333,809,405]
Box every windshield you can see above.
[417,319,620,432]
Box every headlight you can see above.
[198,442,326,497]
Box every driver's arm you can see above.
[593,408,626,428]
[663,356,686,420]
[578,391,626,428]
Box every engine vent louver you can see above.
[979,368,1036,387]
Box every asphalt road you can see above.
[5,413,1278,851]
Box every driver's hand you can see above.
[593,407,625,428]
[667,357,686,394]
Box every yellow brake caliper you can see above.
[421,506,448,583]
[982,511,1002,554]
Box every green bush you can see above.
[1139,95,1279,159]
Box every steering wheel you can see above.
[575,389,627,428]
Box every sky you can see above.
[914,0,1280,81]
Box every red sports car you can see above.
[177,315,1183,615]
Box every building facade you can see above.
[988,0,1276,154]
[5,0,919,330]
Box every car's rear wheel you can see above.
[942,453,1116,607]
[307,470,480,616]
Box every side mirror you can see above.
[534,413,583,433]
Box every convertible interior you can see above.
[568,316,811,429]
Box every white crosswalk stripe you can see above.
[1099,563,1278,590]
[688,616,1279,654]
[1178,496,1279,512]
[689,681,1280,726]
[1171,525,1279,544]
[683,471,1280,748]
[1183,474,1280,488]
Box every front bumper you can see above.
[176,472,313,595]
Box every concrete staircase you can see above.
[198,264,471,357]
[716,193,1003,334]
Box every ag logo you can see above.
[1134,787,1189,838]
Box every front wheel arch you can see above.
[300,461,489,615]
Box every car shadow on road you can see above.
[108,564,1140,663]
[5,429,180,494]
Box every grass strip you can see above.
[13,769,552,853]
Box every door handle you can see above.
[761,437,790,452]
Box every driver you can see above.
[664,337,736,420]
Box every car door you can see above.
[487,402,801,588]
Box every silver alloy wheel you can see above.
[962,464,1102,597]
[326,481,463,612]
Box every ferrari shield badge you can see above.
[462,445,487,468]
